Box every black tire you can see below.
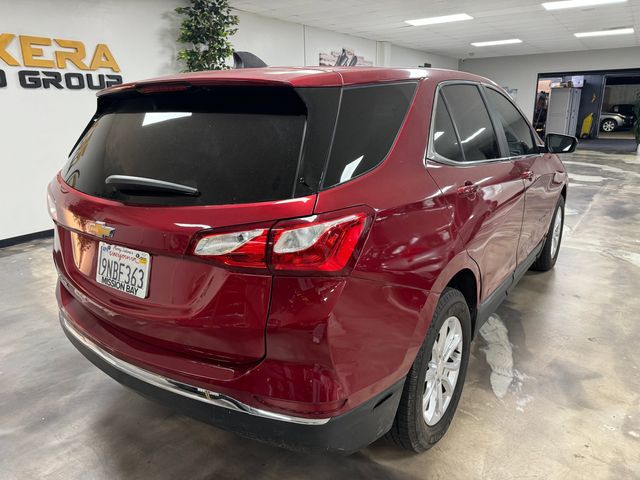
[531,195,564,272]
[600,119,617,132]
[386,288,471,452]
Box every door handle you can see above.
[522,170,534,181]
[457,182,478,198]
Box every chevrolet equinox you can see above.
[48,67,576,453]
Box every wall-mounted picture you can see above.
[319,47,373,67]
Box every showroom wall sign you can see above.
[0,33,123,90]
[319,47,373,67]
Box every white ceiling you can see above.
[229,0,640,59]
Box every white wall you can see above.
[1,3,456,241]
[460,47,640,121]
[231,11,458,70]
[389,44,459,70]
[229,11,304,66]
[1,0,183,241]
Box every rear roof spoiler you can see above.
[96,66,429,98]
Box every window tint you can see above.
[322,82,416,188]
[293,87,341,196]
[441,84,500,161]
[63,87,307,206]
[485,88,537,156]
[432,92,464,161]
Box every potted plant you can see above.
[175,0,239,72]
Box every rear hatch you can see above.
[50,83,340,364]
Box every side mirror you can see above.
[545,133,578,154]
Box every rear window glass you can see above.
[63,87,307,206]
[322,82,416,188]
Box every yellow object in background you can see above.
[580,112,594,138]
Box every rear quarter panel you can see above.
[284,74,481,406]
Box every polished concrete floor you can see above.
[2,150,639,479]
[577,138,638,154]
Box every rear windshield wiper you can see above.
[105,175,200,196]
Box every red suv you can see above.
[48,67,575,453]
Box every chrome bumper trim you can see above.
[59,310,331,426]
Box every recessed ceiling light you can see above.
[542,0,626,10]
[405,13,473,26]
[471,39,523,47]
[574,27,634,37]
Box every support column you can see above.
[376,41,391,67]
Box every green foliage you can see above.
[634,101,640,145]
[175,0,238,72]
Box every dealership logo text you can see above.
[0,33,122,90]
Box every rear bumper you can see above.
[60,310,404,453]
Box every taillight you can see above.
[47,190,58,222]
[270,213,369,273]
[189,208,373,274]
[192,228,269,269]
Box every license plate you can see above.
[96,242,151,299]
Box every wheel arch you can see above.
[430,251,481,335]
[445,269,479,334]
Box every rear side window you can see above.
[485,88,537,156]
[322,82,416,188]
[441,84,500,162]
[63,87,307,206]
[432,92,464,162]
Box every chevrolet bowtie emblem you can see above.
[87,221,115,239]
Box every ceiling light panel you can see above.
[574,27,634,37]
[405,13,473,26]
[471,39,524,47]
[229,0,638,58]
[542,0,627,10]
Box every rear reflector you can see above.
[254,395,347,416]
[189,208,373,274]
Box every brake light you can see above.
[136,82,191,94]
[270,213,368,272]
[189,209,372,273]
[192,228,268,268]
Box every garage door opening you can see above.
[534,68,640,153]
[599,75,640,141]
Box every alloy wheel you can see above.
[550,206,563,258]
[423,316,463,426]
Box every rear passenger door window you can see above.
[432,92,464,162]
[441,84,501,162]
[485,88,537,156]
